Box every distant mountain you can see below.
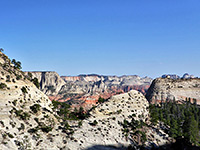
[161,73,197,79]
[146,77,200,104]
[182,73,195,79]
[161,74,180,79]
[26,72,152,109]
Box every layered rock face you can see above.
[25,71,66,95]
[28,72,152,108]
[146,77,200,104]
[0,51,173,149]
[0,52,70,150]
[66,90,171,150]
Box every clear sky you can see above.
[0,0,200,78]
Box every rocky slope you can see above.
[66,90,172,150]
[0,51,176,150]
[0,52,70,149]
[146,77,200,104]
[27,72,152,109]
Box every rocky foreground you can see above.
[66,90,172,150]
[0,51,175,149]
[0,52,70,149]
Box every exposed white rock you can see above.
[0,52,68,150]
[66,90,171,150]
[146,77,200,104]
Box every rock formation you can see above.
[0,52,70,149]
[27,72,152,109]
[0,51,174,149]
[66,90,172,150]
[146,77,200,104]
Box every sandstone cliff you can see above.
[28,72,152,108]
[0,52,70,149]
[25,71,66,95]
[146,77,200,104]
[0,51,173,150]
[66,90,172,150]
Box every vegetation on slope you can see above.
[150,100,200,146]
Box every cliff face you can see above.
[0,51,173,149]
[66,90,172,150]
[0,52,70,150]
[26,71,66,95]
[146,78,200,104]
[27,72,152,109]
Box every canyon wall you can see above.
[28,72,152,108]
[146,77,200,104]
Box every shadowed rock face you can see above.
[27,72,152,109]
[146,77,200,104]
[25,71,66,95]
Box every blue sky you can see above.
[0,0,200,78]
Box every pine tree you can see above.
[183,114,199,145]
[169,117,178,138]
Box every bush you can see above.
[27,72,32,79]
[6,75,11,82]
[7,133,14,138]
[16,74,22,80]
[0,83,7,89]
[12,59,22,70]
[12,100,17,106]
[32,78,40,89]
[40,125,53,133]
[30,104,41,113]
[14,109,30,120]
[21,86,28,94]
[18,123,25,131]
[98,97,105,103]
[28,127,39,133]
[89,120,98,126]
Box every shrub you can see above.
[28,127,39,133]
[89,120,98,126]
[32,78,40,89]
[30,104,41,113]
[98,97,105,103]
[12,100,17,106]
[27,72,32,79]
[40,125,53,133]
[18,123,25,131]
[6,75,11,82]
[0,83,7,89]
[7,133,14,138]
[12,79,16,83]
[12,59,22,70]
[14,109,30,120]
[21,86,28,94]
[16,74,22,80]
[117,109,122,114]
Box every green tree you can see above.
[169,117,178,138]
[12,59,22,69]
[183,114,199,145]
[98,96,105,103]
[32,77,40,89]
[149,104,159,125]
